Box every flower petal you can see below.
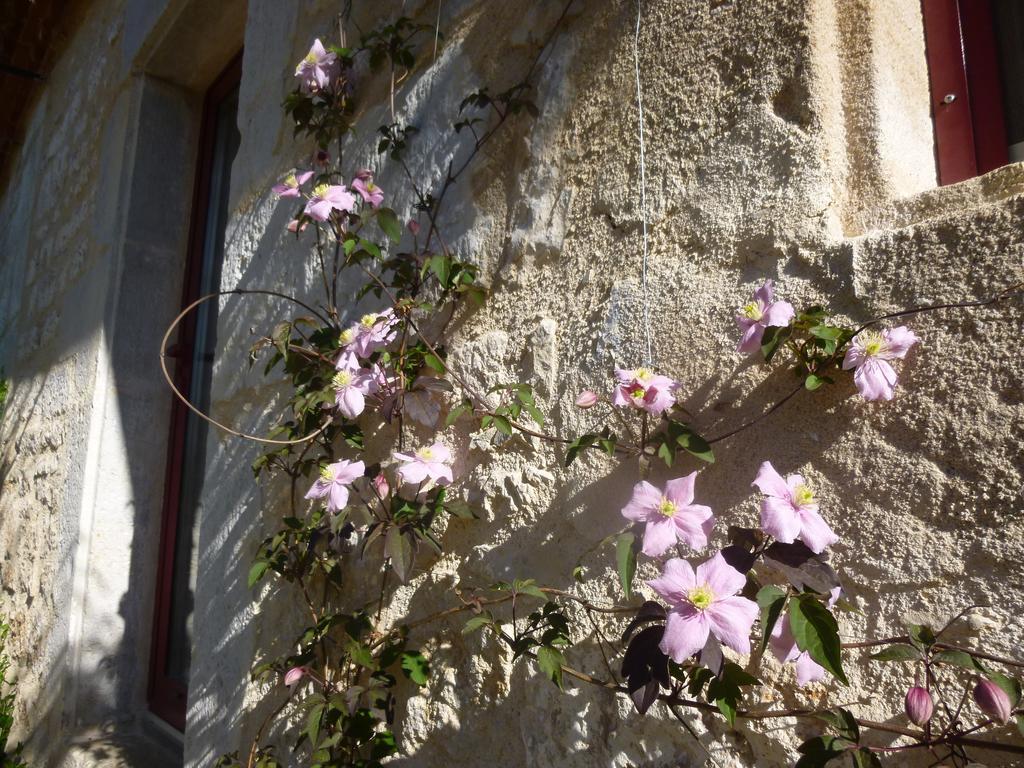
[621,481,662,522]
[697,552,747,598]
[646,558,696,603]
[664,473,697,507]
[327,482,349,513]
[761,496,802,543]
[641,518,678,558]
[883,325,919,359]
[673,504,713,550]
[397,461,429,485]
[737,322,765,354]
[769,610,799,663]
[659,607,710,663]
[854,358,897,401]
[753,280,774,307]
[794,651,826,686]
[705,596,758,655]
[797,508,839,553]
[752,461,790,499]
[762,300,795,327]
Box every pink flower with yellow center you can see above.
[295,38,339,92]
[332,352,377,419]
[735,280,795,354]
[621,473,714,557]
[305,458,365,513]
[841,325,919,401]
[647,553,758,662]
[341,308,398,357]
[393,442,454,486]
[752,461,838,554]
[351,170,384,208]
[304,183,356,222]
[612,366,677,416]
[272,170,313,198]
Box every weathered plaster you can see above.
[1,1,1022,767]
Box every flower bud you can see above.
[575,390,599,408]
[314,149,330,166]
[904,686,934,726]
[372,473,390,499]
[284,666,307,686]
[407,219,421,236]
[973,679,1013,724]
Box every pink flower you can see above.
[841,326,919,401]
[295,38,338,92]
[284,666,308,687]
[304,183,356,222]
[752,461,838,554]
[272,170,313,198]
[575,390,599,408]
[305,459,365,513]
[393,442,454,486]
[621,473,714,557]
[287,218,309,234]
[647,553,758,662]
[735,280,795,354]
[769,587,840,685]
[351,171,384,208]
[332,352,377,419]
[612,367,677,416]
[372,474,390,499]
[340,309,398,357]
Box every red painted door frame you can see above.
[148,51,243,732]
[921,0,1009,185]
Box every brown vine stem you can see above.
[160,290,335,446]
[841,635,1024,669]
[852,280,1023,335]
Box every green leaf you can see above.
[565,434,598,466]
[794,735,847,768]
[810,324,844,341]
[445,399,473,427]
[869,644,920,662]
[907,623,936,650]
[756,586,787,653]
[674,425,714,463]
[490,414,513,436]
[1016,713,1024,738]
[423,352,446,373]
[463,615,492,634]
[536,646,564,690]
[616,532,638,599]
[400,651,430,686]
[761,324,792,363]
[790,595,848,684]
[377,207,401,242]
[306,702,325,747]
[931,649,985,671]
[805,374,825,391]
[386,527,414,583]
[514,580,548,601]
[813,707,859,741]
[248,560,270,588]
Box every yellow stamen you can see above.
[320,465,334,481]
[339,328,355,345]
[284,173,298,187]
[740,302,763,321]
[861,330,886,357]
[688,585,714,611]
[657,497,677,517]
[333,370,352,388]
[793,483,815,508]
[634,367,653,382]
[359,313,378,328]
[313,183,329,197]
[417,447,435,461]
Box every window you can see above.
[149,53,242,731]
[922,0,1024,185]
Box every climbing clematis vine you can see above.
[295,38,338,92]
[647,553,758,662]
[735,280,795,354]
[272,170,313,198]
[393,442,454,487]
[752,461,838,554]
[841,325,919,401]
[621,473,714,557]
[305,459,365,513]
[612,366,677,416]
[351,170,385,208]
[304,183,356,222]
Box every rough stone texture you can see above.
[1,0,1023,767]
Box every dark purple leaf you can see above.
[720,544,757,574]
[621,601,667,643]
[621,625,670,714]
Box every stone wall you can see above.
[1,1,1022,767]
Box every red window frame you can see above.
[921,0,1009,185]
[149,52,243,732]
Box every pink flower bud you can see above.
[407,219,420,236]
[575,390,599,408]
[284,666,307,686]
[974,679,1013,724]
[314,149,330,165]
[372,473,390,499]
[904,686,934,726]
[354,168,373,181]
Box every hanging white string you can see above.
[633,0,653,367]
